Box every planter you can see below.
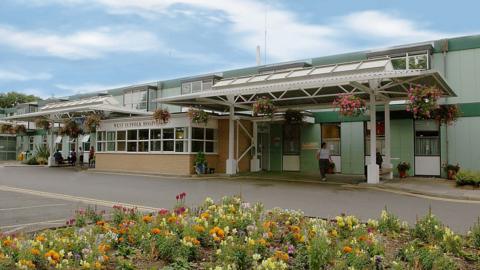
[195,163,206,175]
[447,169,457,180]
[398,170,407,178]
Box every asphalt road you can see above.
[0,166,479,233]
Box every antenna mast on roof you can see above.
[264,1,268,65]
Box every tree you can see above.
[0,91,40,108]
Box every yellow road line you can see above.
[0,185,160,212]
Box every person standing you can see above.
[88,146,95,168]
[79,146,84,167]
[316,142,332,181]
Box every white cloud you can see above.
[339,10,447,42]
[0,25,161,59]
[66,1,454,61]
[0,69,52,81]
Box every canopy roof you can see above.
[2,96,151,122]
[156,58,455,112]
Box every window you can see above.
[29,136,34,151]
[181,80,214,95]
[127,130,137,152]
[283,125,301,155]
[116,131,126,151]
[175,127,187,152]
[106,131,116,151]
[365,121,385,155]
[124,90,148,110]
[322,124,341,155]
[191,127,216,153]
[415,120,439,156]
[391,52,429,70]
[138,129,149,152]
[163,128,174,151]
[150,129,162,151]
[96,131,106,152]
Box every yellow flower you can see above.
[31,248,41,256]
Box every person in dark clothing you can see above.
[79,146,84,166]
[376,150,383,169]
[316,142,332,181]
[53,150,64,164]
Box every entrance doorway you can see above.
[257,123,270,171]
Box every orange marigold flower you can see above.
[151,228,162,235]
[35,235,46,242]
[30,248,41,256]
[358,235,368,242]
[258,238,267,246]
[98,244,110,253]
[96,220,105,226]
[209,226,225,240]
[289,225,301,234]
[142,215,153,223]
[193,225,205,233]
[2,239,12,247]
[44,250,60,262]
[167,216,178,223]
[274,250,289,262]
[262,221,276,230]
[343,246,353,253]
[94,261,103,269]
[293,233,305,242]
[200,212,210,220]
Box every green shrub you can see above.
[24,156,39,165]
[34,144,50,160]
[456,170,480,187]
[412,210,444,243]
[378,208,402,234]
[470,218,480,249]
[308,233,333,269]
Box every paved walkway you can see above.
[376,177,480,201]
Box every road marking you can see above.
[0,185,160,212]
[0,203,68,212]
[0,219,66,230]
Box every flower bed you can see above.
[1,195,479,269]
[456,170,480,187]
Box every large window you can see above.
[391,52,429,70]
[283,125,301,155]
[365,121,385,155]
[96,127,214,153]
[181,80,214,95]
[124,90,148,110]
[191,127,215,153]
[322,123,341,155]
[415,120,440,156]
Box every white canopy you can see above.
[156,58,455,111]
[2,96,151,122]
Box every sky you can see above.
[0,0,478,99]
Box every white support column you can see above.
[250,121,260,172]
[48,120,55,166]
[383,102,393,179]
[226,97,237,175]
[367,92,380,184]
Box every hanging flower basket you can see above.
[13,124,27,135]
[188,108,209,124]
[153,109,171,124]
[84,114,102,133]
[284,109,304,124]
[433,104,461,125]
[333,94,366,117]
[59,119,83,138]
[406,85,442,119]
[35,118,51,130]
[253,97,276,118]
[0,123,14,134]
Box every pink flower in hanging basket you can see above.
[333,94,366,117]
